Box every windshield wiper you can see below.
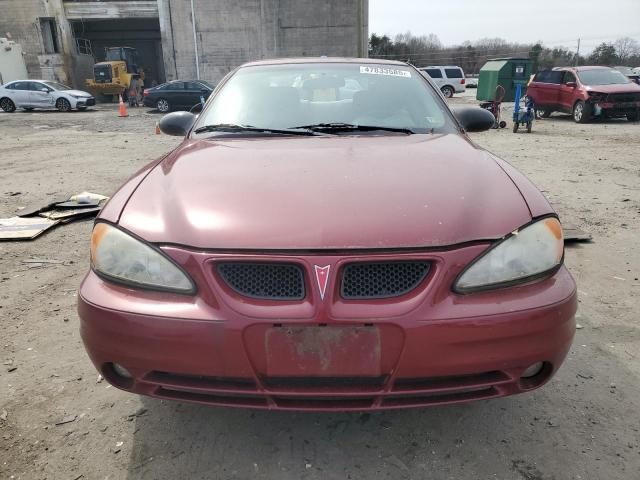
[193,123,321,136]
[291,122,415,134]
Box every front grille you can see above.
[94,65,112,84]
[139,367,522,410]
[341,261,430,299]
[217,262,305,300]
[262,376,387,391]
[606,92,640,103]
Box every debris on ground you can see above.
[0,217,59,240]
[55,415,77,426]
[20,259,70,270]
[563,226,593,243]
[39,207,102,221]
[0,409,7,421]
[1,192,108,241]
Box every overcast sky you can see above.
[369,0,640,52]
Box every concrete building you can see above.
[0,0,368,89]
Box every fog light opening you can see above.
[521,362,544,379]
[519,362,553,390]
[102,362,134,389]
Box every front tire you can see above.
[536,107,551,118]
[56,98,72,112]
[441,86,454,99]
[573,100,590,123]
[0,97,16,112]
[156,98,170,113]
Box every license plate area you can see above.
[265,325,381,377]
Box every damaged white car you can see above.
[0,80,95,112]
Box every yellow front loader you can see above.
[86,47,145,103]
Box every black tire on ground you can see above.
[499,120,507,128]
[441,86,454,98]
[573,100,591,123]
[156,98,170,113]
[537,107,551,118]
[512,121,519,133]
[56,98,72,112]
[0,97,16,112]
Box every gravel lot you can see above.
[1,97,639,480]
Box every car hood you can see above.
[118,134,532,249]
[63,90,92,97]
[585,83,640,94]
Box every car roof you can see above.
[241,57,409,68]
[421,65,463,69]
[574,66,612,71]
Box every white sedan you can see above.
[0,80,95,112]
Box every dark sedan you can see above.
[143,80,215,112]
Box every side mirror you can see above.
[565,81,577,88]
[158,111,196,136]
[41,88,50,93]
[452,107,495,133]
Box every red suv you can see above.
[526,66,640,123]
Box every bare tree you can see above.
[614,37,640,64]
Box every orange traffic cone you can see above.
[155,122,161,135]
[118,94,129,117]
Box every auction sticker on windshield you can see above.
[360,66,411,78]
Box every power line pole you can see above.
[575,38,581,66]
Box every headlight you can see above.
[90,223,195,294]
[454,217,564,293]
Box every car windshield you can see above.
[196,63,455,134]
[577,69,630,86]
[43,81,72,91]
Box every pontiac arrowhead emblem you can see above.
[314,265,331,300]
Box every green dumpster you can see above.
[476,58,534,102]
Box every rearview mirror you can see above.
[452,107,495,133]
[159,111,196,136]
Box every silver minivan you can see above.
[418,66,466,98]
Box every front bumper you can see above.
[78,245,577,411]
[592,100,640,117]
[72,97,95,108]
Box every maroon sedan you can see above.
[79,58,576,411]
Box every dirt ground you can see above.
[1,94,639,480]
